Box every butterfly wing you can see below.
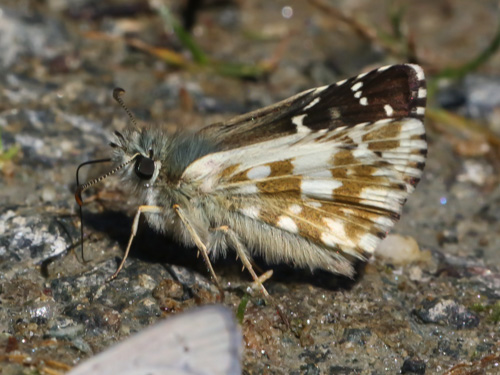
[68,305,242,375]
[185,117,425,262]
[182,64,426,274]
[199,64,426,149]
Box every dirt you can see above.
[0,1,499,374]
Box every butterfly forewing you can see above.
[300,64,426,130]
[184,64,426,275]
[200,64,426,148]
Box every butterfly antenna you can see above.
[75,154,140,262]
[113,88,138,129]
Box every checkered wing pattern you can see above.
[184,64,427,269]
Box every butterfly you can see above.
[76,64,427,304]
[68,305,242,375]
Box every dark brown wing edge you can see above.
[197,64,427,151]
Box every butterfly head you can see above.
[109,127,164,190]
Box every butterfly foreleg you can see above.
[173,204,225,300]
[108,205,163,282]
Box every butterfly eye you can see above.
[134,155,155,180]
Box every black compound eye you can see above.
[134,155,155,180]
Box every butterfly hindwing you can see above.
[180,64,427,274]
[185,117,426,259]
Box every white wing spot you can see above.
[307,200,322,208]
[321,232,337,247]
[418,87,427,98]
[384,104,394,116]
[416,107,425,115]
[292,114,311,134]
[323,218,345,234]
[351,82,363,92]
[400,118,424,134]
[301,179,343,197]
[293,151,332,174]
[247,165,271,179]
[373,118,392,126]
[304,97,321,110]
[321,218,355,248]
[236,184,258,195]
[358,233,379,254]
[406,63,425,81]
[354,91,362,99]
[313,85,328,94]
[335,79,347,86]
[359,187,394,201]
[359,97,368,106]
[240,206,260,219]
[277,216,299,233]
[375,215,395,228]
[377,65,391,72]
[288,204,302,215]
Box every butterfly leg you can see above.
[173,204,225,300]
[107,205,162,282]
[218,226,290,327]
[250,269,274,291]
